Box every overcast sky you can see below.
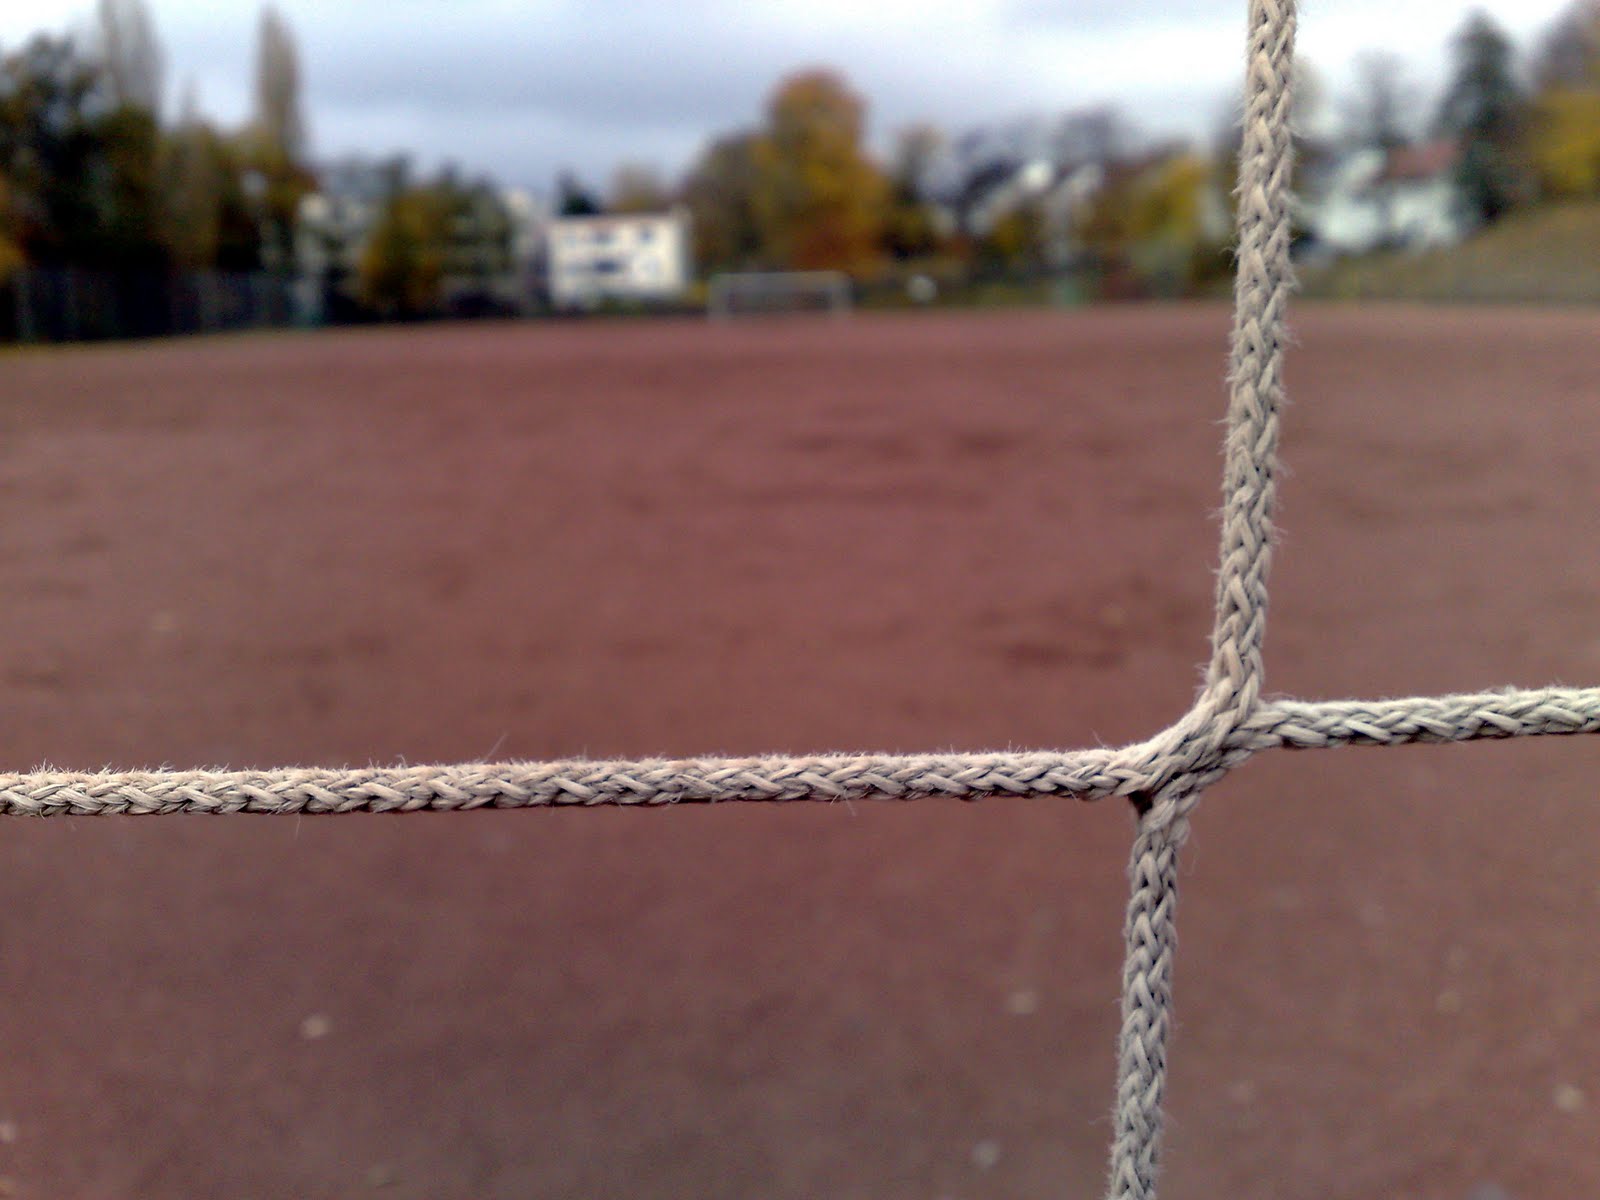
[0,0,1577,193]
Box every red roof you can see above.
[1379,140,1460,183]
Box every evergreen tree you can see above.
[555,171,601,217]
[1436,11,1530,223]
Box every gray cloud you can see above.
[1004,0,1236,31]
[287,3,1073,186]
[4,0,1580,193]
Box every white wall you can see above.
[1302,149,1468,257]
[547,211,691,308]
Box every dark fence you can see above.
[1,268,303,344]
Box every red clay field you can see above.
[2,305,1598,1199]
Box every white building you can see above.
[1300,140,1468,259]
[546,210,691,309]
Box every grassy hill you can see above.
[1301,202,1600,304]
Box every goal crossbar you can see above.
[706,270,851,319]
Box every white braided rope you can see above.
[1105,2,1299,1193]
[3,0,1595,1195]
[4,689,1597,816]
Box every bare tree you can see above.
[607,164,670,214]
[96,0,164,115]
[253,4,306,165]
[1051,106,1131,167]
[889,124,944,199]
[1532,0,1600,89]
[1292,58,1329,138]
[1343,51,1417,151]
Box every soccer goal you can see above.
[706,270,852,319]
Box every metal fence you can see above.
[1,268,302,344]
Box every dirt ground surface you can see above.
[1,306,1597,1200]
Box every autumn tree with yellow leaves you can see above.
[1078,152,1227,297]
[1527,0,1600,198]
[358,184,452,317]
[751,70,889,272]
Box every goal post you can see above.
[706,270,852,320]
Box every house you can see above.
[544,210,692,309]
[293,160,548,320]
[941,156,1106,268]
[1298,139,1467,259]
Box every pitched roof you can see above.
[1379,139,1460,183]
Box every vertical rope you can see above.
[1105,800,1190,1200]
[1207,0,1298,725]
[1105,1,1296,1197]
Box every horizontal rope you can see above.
[5,685,1596,817]
[0,752,1125,816]
[1256,687,1600,747]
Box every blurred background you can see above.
[2,0,1600,339]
